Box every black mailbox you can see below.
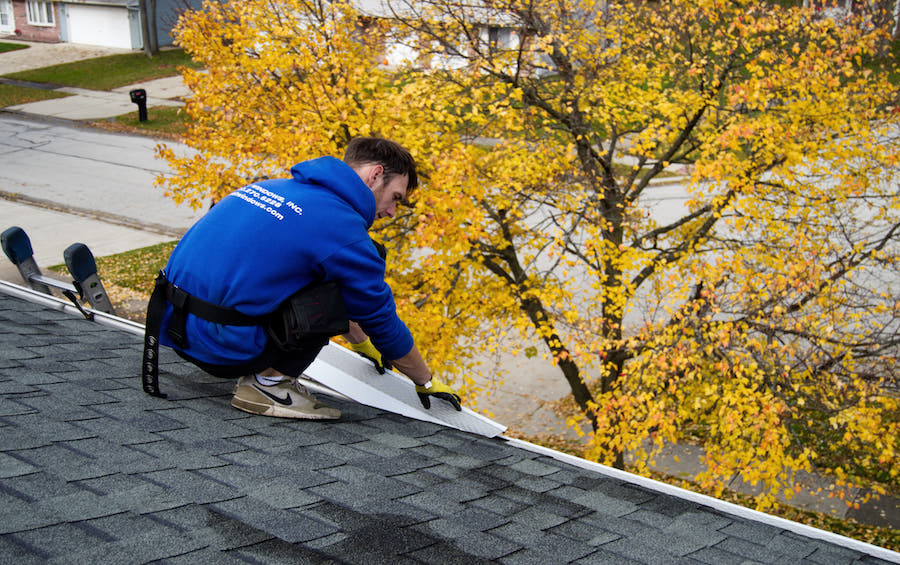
[129,88,148,122]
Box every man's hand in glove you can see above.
[350,338,391,374]
[415,378,462,411]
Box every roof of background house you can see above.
[0,284,897,564]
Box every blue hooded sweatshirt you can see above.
[159,156,414,365]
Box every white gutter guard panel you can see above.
[303,342,507,438]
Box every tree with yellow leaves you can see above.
[160,0,899,508]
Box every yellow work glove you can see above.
[415,378,462,411]
[350,338,391,374]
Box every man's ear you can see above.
[365,164,384,189]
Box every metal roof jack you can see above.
[1,225,115,319]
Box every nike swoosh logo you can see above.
[253,385,293,406]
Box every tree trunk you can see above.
[520,295,600,432]
[139,0,160,56]
[149,0,159,54]
[894,0,900,39]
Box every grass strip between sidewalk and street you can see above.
[92,106,189,140]
[0,83,70,107]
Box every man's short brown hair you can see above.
[343,137,418,196]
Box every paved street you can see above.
[0,114,203,230]
[0,114,204,280]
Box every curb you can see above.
[0,190,186,239]
[0,76,66,90]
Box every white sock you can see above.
[255,374,287,387]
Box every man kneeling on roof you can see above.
[141,137,461,419]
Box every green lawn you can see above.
[1,48,202,90]
[0,42,29,54]
[102,105,189,138]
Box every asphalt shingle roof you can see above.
[0,287,897,564]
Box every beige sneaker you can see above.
[231,376,340,420]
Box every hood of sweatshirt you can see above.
[290,156,376,227]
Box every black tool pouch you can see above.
[266,281,350,351]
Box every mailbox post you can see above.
[129,88,148,122]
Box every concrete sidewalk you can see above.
[2,77,188,120]
[1,39,191,120]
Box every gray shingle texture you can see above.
[0,291,896,564]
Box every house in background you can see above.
[0,0,201,49]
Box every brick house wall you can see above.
[11,0,61,42]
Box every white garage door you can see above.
[66,4,132,48]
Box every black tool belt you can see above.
[141,271,349,398]
[265,282,349,351]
